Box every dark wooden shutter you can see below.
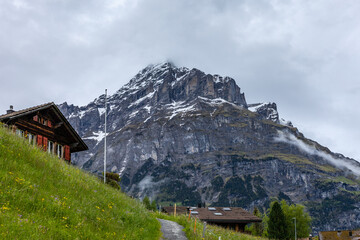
[33,115,38,122]
[64,145,70,161]
[43,137,48,151]
[37,135,43,147]
[47,120,52,128]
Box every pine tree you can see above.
[142,196,151,210]
[150,200,157,211]
[252,207,264,236]
[268,201,289,240]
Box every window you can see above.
[16,129,24,137]
[57,144,63,158]
[28,133,36,145]
[48,141,54,154]
[33,115,52,128]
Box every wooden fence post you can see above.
[202,221,207,238]
[194,218,197,233]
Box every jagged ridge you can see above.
[59,62,360,232]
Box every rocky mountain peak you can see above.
[111,62,247,109]
[248,102,280,124]
[58,63,360,232]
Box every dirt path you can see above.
[158,219,188,240]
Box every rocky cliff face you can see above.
[59,62,360,232]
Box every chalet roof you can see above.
[162,206,262,223]
[319,230,360,240]
[0,103,55,120]
[0,102,88,153]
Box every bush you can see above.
[246,207,264,236]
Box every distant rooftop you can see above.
[162,206,261,223]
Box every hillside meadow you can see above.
[0,125,160,239]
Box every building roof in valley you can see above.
[319,230,360,240]
[162,206,262,223]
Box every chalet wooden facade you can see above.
[0,103,88,163]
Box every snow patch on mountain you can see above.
[83,130,105,143]
[166,101,197,120]
[280,118,293,127]
[213,74,231,84]
[198,96,241,109]
[248,102,279,123]
[129,110,139,119]
[143,105,151,113]
[172,70,190,87]
[98,107,106,116]
[248,102,269,112]
[128,91,155,108]
[69,109,88,119]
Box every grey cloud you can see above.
[274,130,360,176]
[0,0,359,161]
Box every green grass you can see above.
[153,212,265,240]
[332,176,359,185]
[0,126,160,239]
[315,176,360,191]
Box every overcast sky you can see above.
[1,0,360,161]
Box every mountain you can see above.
[59,62,360,232]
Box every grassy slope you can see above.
[0,126,160,239]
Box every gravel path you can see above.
[158,219,188,240]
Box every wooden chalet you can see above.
[162,206,262,232]
[319,230,360,240]
[0,103,88,163]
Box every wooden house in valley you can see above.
[319,230,360,240]
[163,206,262,232]
[0,103,88,163]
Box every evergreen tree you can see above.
[252,207,264,236]
[150,200,157,211]
[142,196,151,210]
[268,201,289,240]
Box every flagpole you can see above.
[104,89,107,184]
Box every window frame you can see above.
[48,140,54,154]
[57,144,64,158]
